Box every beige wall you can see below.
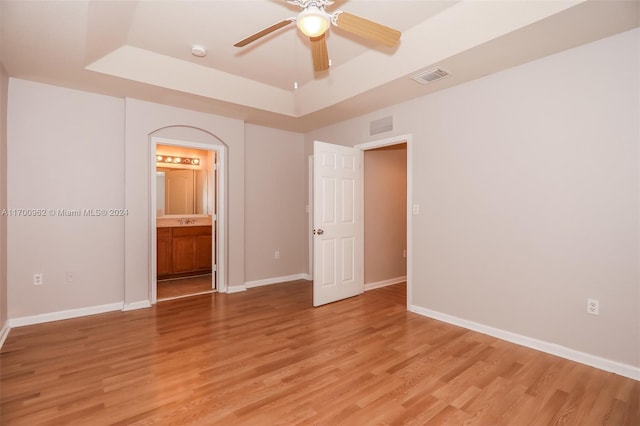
[244,124,306,282]
[7,79,125,317]
[3,80,309,319]
[364,144,407,284]
[0,64,8,329]
[306,28,640,367]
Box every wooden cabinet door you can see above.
[160,226,212,278]
[196,235,212,271]
[172,235,197,273]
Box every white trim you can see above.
[245,274,311,289]
[308,155,314,280]
[364,276,406,291]
[8,302,124,328]
[0,321,10,349]
[410,304,640,381]
[122,300,152,311]
[356,134,411,151]
[301,273,312,281]
[227,285,247,294]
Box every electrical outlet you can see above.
[274,250,280,260]
[66,271,75,283]
[587,298,599,315]
[33,273,43,286]
[412,204,420,215]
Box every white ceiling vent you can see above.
[369,116,393,136]
[411,67,451,85]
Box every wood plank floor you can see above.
[157,274,214,301]
[1,280,638,425]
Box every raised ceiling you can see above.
[1,0,638,132]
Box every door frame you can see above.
[356,133,413,308]
[149,136,227,303]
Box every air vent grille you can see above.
[411,67,451,85]
[369,116,393,136]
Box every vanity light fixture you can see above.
[156,155,200,166]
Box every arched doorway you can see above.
[149,128,227,303]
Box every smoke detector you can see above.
[191,45,207,57]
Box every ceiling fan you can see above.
[234,0,401,72]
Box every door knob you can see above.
[316,229,324,235]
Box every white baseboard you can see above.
[365,276,407,291]
[301,273,312,281]
[9,302,124,328]
[0,320,10,349]
[245,273,311,289]
[122,300,151,311]
[227,285,247,294]
[410,305,640,381]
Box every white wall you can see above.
[244,124,306,283]
[306,29,640,369]
[7,79,125,317]
[124,99,245,305]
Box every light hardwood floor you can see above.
[1,281,638,425]
[157,274,214,301]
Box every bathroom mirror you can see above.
[156,168,209,216]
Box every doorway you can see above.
[150,136,225,303]
[358,136,411,307]
[363,143,408,290]
[309,134,412,308]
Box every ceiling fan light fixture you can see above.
[297,6,330,37]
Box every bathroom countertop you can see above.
[157,216,213,228]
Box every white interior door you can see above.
[313,141,363,306]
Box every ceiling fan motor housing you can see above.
[286,0,335,9]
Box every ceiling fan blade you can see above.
[234,19,294,47]
[333,11,401,47]
[310,33,329,72]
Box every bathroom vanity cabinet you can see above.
[157,226,212,279]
